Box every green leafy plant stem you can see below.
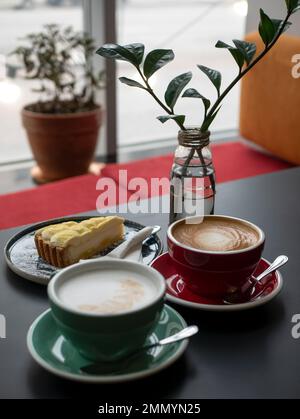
[197,147,216,193]
[135,67,185,130]
[181,144,213,180]
[181,148,196,177]
[202,11,291,131]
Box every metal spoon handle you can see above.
[81,325,199,375]
[255,255,288,282]
[158,325,199,346]
[108,226,154,259]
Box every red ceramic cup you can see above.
[167,215,265,299]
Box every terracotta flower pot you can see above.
[22,105,102,182]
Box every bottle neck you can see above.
[178,128,210,148]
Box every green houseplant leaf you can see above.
[96,43,139,66]
[124,43,145,65]
[119,77,146,89]
[285,0,300,13]
[157,114,186,125]
[215,41,245,70]
[232,40,257,65]
[292,1,300,13]
[272,19,292,36]
[143,49,175,79]
[164,72,192,110]
[182,88,210,115]
[197,65,221,96]
[259,9,276,46]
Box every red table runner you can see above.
[0,142,293,230]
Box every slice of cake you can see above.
[35,216,125,268]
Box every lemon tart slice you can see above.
[35,216,125,268]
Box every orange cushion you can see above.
[240,32,300,164]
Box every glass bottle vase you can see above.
[169,128,216,224]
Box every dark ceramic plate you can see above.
[4,216,162,285]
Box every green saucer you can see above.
[27,305,188,383]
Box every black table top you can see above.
[1,167,300,399]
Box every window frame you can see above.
[83,0,117,162]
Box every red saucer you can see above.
[151,253,282,311]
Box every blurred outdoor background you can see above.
[0,0,247,164]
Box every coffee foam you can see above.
[172,217,259,252]
[58,269,157,314]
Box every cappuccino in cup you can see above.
[167,215,265,298]
[48,259,166,361]
[172,216,260,252]
[58,269,158,314]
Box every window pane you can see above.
[0,0,83,164]
[117,0,247,146]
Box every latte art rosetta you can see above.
[58,269,157,315]
[78,278,145,314]
[172,218,259,252]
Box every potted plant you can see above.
[12,24,104,183]
[97,1,300,222]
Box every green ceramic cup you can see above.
[47,259,166,362]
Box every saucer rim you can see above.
[151,252,283,312]
[27,305,188,383]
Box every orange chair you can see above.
[240,33,300,165]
